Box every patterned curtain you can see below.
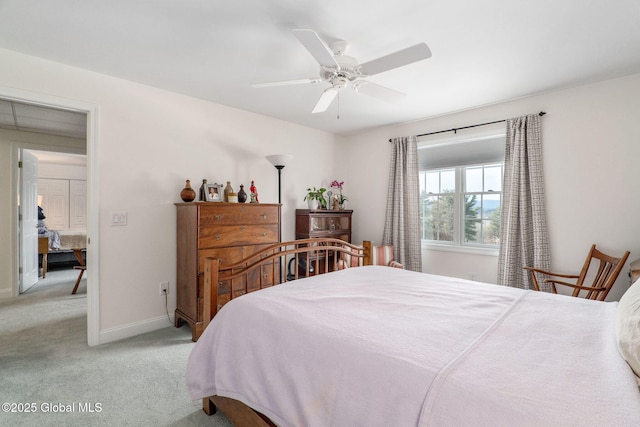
[497,114,550,289]
[383,136,422,272]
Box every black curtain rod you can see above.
[388,111,546,142]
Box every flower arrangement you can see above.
[330,180,348,208]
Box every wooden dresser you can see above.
[295,209,353,242]
[175,202,281,341]
[292,209,353,277]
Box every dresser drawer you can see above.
[198,271,273,314]
[198,243,274,272]
[198,224,279,248]
[199,204,279,226]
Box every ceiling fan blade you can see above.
[353,81,406,103]
[251,78,321,88]
[359,43,431,76]
[292,29,340,69]
[312,87,338,113]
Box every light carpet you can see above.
[0,269,232,426]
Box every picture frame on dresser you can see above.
[206,183,222,202]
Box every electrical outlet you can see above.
[160,282,169,296]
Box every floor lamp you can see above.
[266,154,293,283]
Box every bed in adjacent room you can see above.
[186,245,640,426]
[42,229,87,268]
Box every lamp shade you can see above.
[265,154,293,168]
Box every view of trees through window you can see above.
[420,163,502,247]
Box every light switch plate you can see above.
[112,211,127,226]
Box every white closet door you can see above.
[38,178,69,230]
[69,179,86,230]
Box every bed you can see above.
[55,229,87,250]
[186,240,640,426]
[42,230,87,268]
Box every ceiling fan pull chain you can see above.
[337,93,340,120]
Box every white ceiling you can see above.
[0,0,639,136]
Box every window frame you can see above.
[420,163,503,253]
[421,168,457,243]
[460,163,503,248]
[418,128,506,255]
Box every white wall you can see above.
[38,162,87,181]
[0,48,342,342]
[345,72,640,300]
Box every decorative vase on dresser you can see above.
[175,202,281,341]
[237,184,247,203]
[180,179,196,202]
[223,181,234,202]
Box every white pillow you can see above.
[616,279,640,384]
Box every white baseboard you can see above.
[99,313,175,345]
[0,288,15,300]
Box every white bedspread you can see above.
[187,266,640,426]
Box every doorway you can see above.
[0,88,100,346]
[21,149,88,294]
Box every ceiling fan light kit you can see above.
[252,29,432,114]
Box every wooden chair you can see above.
[38,236,49,278]
[363,241,404,269]
[523,244,630,301]
[71,248,86,294]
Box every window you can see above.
[420,163,502,248]
[461,164,502,245]
[421,169,455,242]
[418,131,505,250]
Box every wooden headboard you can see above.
[202,238,373,331]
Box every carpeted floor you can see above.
[0,269,232,427]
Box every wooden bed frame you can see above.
[199,238,373,425]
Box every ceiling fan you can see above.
[252,29,432,114]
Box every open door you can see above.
[20,149,39,293]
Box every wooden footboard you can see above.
[202,238,370,332]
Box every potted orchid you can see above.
[330,180,348,209]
